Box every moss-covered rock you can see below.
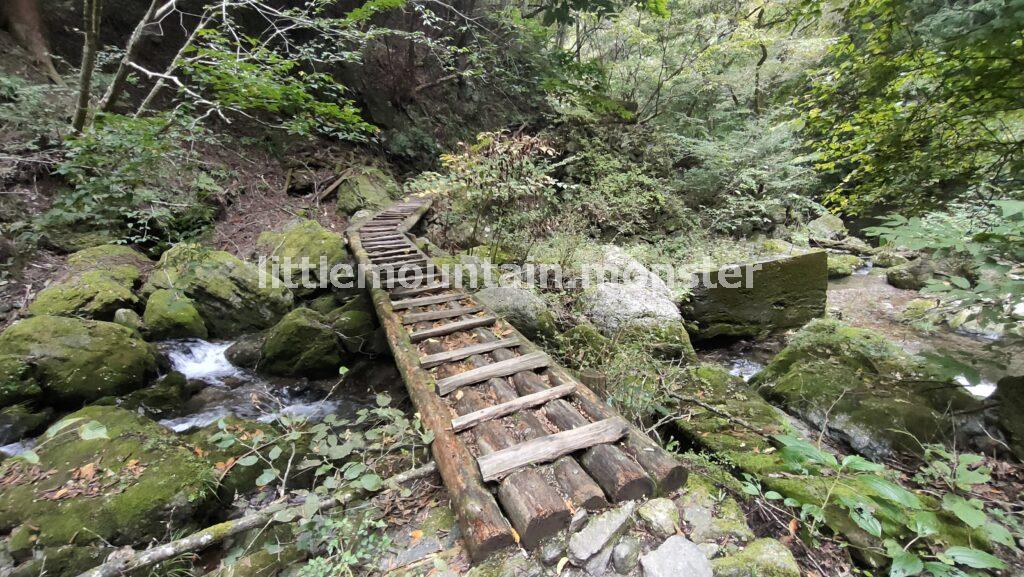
[331,310,377,355]
[0,406,215,554]
[683,251,827,341]
[143,244,293,338]
[143,289,208,340]
[872,249,910,268]
[308,294,340,315]
[474,286,558,341]
[256,219,350,297]
[751,319,985,459]
[327,292,373,319]
[827,254,863,278]
[225,333,265,369]
[260,308,344,377]
[0,404,52,445]
[28,246,153,321]
[29,270,140,320]
[335,166,401,215]
[712,539,800,577]
[806,213,847,241]
[114,372,189,419]
[0,316,158,405]
[0,354,40,407]
[620,322,697,362]
[188,418,297,501]
[112,308,144,332]
[886,258,936,290]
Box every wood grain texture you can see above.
[436,351,550,395]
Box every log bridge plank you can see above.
[345,196,688,560]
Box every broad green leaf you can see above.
[950,276,971,289]
[268,446,283,461]
[236,455,259,467]
[78,420,109,440]
[941,494,987,529]
[942,547,1005,569]
[842,455,885,472]
[358,473,383,491]
[44,417,84,439]
[857,476,922,509]
[302,493,320,519]
[255,469,277,486]
[983,522,1016,549]
[889,552,924,577]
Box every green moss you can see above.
[712,539,800,577]
[682,250,827,341]
[187,418,296,501]
[420,506,456,537]
[0,354,40,406]
[0,404,52,444]
[899,298,939,322]
[0,316,158,405]
[827,254,863,278]
[308,294,339,315]
[555,322,614,369]
[8,545,112,577]
[0,406,215,550]
[260,308,344,376]
[327,292,373,319]
[751,319,982,458]
[256,219,349,297]
[29,270,140,320]
[620,322,696,362]
[144,244,293,338]
[143,289,208,340]
[116,373,188,418]
[66,245,152,272]
[331,310,377,354]
[335,167,401,215]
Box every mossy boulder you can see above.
[873,249,911,268]
[555,322,614,369]
[620,322,696,362]
[225,333,265,369]
[751,319,986,459]
[886,258,936,290]
[28,246,152,321]
[28,270,140,320]
[0,316,158,405]
[806,213,847,241]
[256,219,350,297]
[112,308,144,332]
[308,294,340,315]
[143,244,293,338]
[327,292,373,319]
[331,310,377,355]
[0,405,52,445]
[474,286,558,341]
[0,406,215,556]
[335,166,401,215]
[113,372,189,419]
[683,251,827,341]
[712,539,800,577]
[0,354,40,407]
[260,308,344,377]
[143,289,208,340]
[827,254,863,278]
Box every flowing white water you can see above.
[956,375,997,398]
[165,340,242,384]
[728,358,764,382]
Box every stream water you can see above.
[701,268,1019,398]
[157,339,363,432]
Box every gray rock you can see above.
[640,536,711,577]
[582,283,682,335]
[539,537,566,566]
[612,536,641,574]
[807,213,847,241]
[570,509,589,532]
[474,286,557,341]
[112,308,144,332]
[697,543,721,559]
[585,540,616,575]
[569,501,636,565]
[637,498,679,537]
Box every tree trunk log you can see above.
[1,0,64,85]
[98,0,161,112]
[71,0,101,132]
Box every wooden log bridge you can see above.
[345,197,688,560]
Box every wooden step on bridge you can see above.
[345,198,688,560]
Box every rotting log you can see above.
[345,200,515,561]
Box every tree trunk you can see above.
[1,0,65,85]
[71,0,101,132]
[98,0,161,113]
